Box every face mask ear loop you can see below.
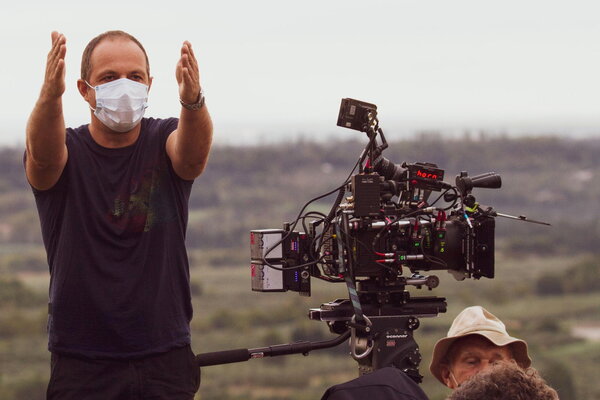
[84,80,97,112]
[450,370,460,388]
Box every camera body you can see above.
[251,100,499,296]
[250,170,496,295]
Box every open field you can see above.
[2,251,598,400]
[1,138,598,399]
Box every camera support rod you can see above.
[493,211,551,226]
[195,330,351,367]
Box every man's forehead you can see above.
[94,36,143,50]
[90,37,146,65]
[89,38,148,75]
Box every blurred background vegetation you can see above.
[0,134,599,399]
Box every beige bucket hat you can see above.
[429,306,531,384]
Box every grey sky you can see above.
[2,0,599,146]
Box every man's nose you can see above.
[477,359,492,372]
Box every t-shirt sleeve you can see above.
[157,117,179,143]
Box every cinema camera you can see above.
[196,98,549,382]
[248,98,515,382]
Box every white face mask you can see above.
[86,78,149,133]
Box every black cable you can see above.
[300,212,326,235]
[442,187,459,211]
[259,186,346,268]
[260,137,373,270]
[337,221,397,274]
[418,235,448,268]
[311,188,346,267]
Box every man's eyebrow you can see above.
[457,351,481,358]
[459,349,490,358]
[95,69,117,76]
[458,348,510,358]
[95,69,147,76]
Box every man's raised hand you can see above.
[176,41,201,104]
[42,31,67,99]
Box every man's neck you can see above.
[88,117,142,148]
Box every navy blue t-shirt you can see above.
[32,118,194,358]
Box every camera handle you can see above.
[350,315,374,360]
[195,330,351,367]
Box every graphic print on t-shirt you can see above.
[108,165,176,233]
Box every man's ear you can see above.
[77,79,87,97]
[440,364,457,389]
[77,79,95,108]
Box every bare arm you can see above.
[166,41,213,181]
[25,31,68,191]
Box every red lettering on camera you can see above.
[416,170,438,180]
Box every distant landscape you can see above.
[1,134,599,400]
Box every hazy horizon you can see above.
[3,1,599,148]
[3,117,599,149]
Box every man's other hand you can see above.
[175,41,201,104]
[42,31,67,100]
